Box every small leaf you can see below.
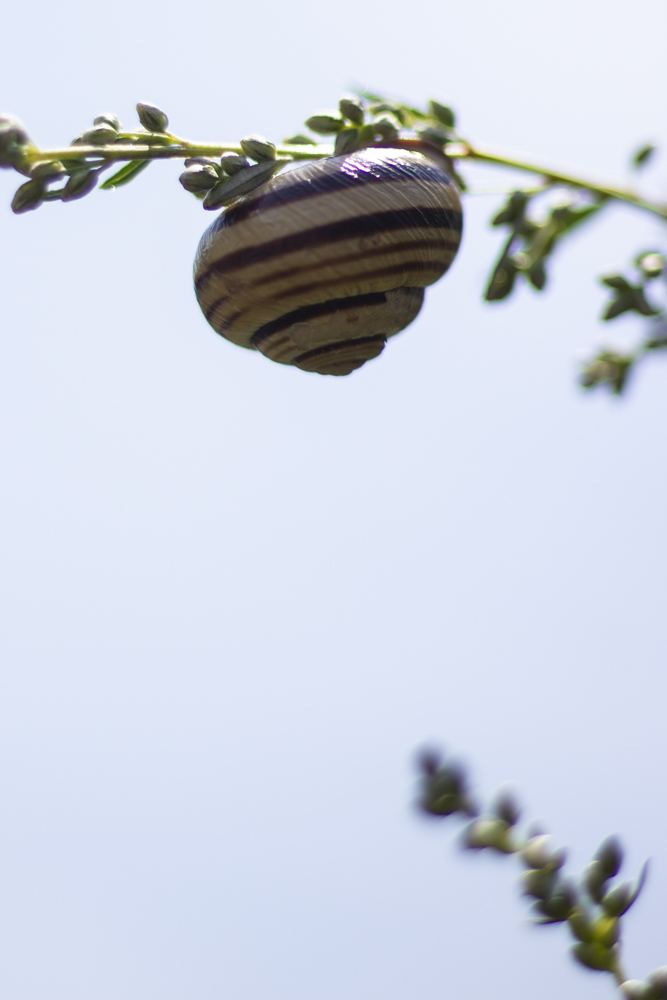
[632,143,656,169]
[428,99,456,128]
[99,159,150,190]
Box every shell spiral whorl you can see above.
[194,145,463,376]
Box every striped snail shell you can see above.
[194,142,463,376]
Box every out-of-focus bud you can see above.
[572,942,617,973]
[419,758,469,817]
[584,860,608,903]
[637,252,665,279]
[372,114,400,140]
[601,880,637,917]
[179,164,219,193]
[534,879,577,921]
[283,134,318,145]
[11,179,44,213]
[415,124,452,146]
[29,160,66,181]
[464,818,514,853]
[339,96,365,126]
[595,836,624,878]
[646,968,667,1000]
[220,152,250,175]
[568,907,595,943]
[62,169,98,202]
[593,915,620,948]
[520,835,565,871]
[93,113,121,131]
[522,868,556,900]
[334,128,360,156]
[620,981,650,1000]
[493,788,521,826]
[0,113,31,168]
[428,100,456,127]
[240,135,276,162]
[203,159,287,210]
[136,102,169,133]
[304,111,346,134]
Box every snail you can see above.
[193,141,463,376]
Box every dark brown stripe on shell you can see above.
[292,335,386,368]
[202,237,457,324]
[196,206,462,292]
[220,156,457,229]
[250,292,389,351]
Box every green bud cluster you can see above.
[415,747,654,990]
[178,135,290,210]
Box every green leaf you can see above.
[601,274,633,291]
[632,143,656,169]
[603,295,634,320]
[485,256,518,301]
[428,100,456,128]
[100,159,151,190]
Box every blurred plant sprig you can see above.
[2,93,666,394]
[417,748,662,997]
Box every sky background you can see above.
[1,2,667,998]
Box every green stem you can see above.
[446,141,667,220]
[23,133,667,221]
[25,142,333,164]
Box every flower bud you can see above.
[601,880,636,917]
[339,96,365,126]
[220,152,250,175]
[184,156,221,172]
[179,164,219,193]
[493,788,521,826]
[415,124,452,146]
[29,160,66,181]
[136,102,168,133]
[583,861,608,903]
[464,818,514,853]
[568,907,595,943]
[93,113,121,131]
[647,968,667,1000]
[72,124,118,146]
[203,159,286,210]
[372,114,400,140]
[620,981,650,1000]
[334,128,360,155]
[239,135,277,162]
[638,252,665,279]
[0,113,31,168]
[11,179,44,214]
[522,868,556,900]
[283,134,318,145]
[520,835,565,871]
[595,836,623,878]
[62,169,98,202]
[593,915,620,948]
[572,942,616,973]
[304,111,346,135]
[534,879,577,921]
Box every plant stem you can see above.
[446,141,667,220]
[23,134,667,220]
[25,142,334,164]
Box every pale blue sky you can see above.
[1,1,666,998]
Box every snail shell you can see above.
[194,143,463,376]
